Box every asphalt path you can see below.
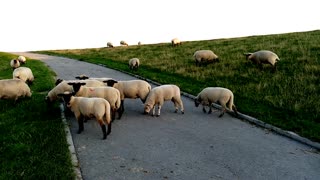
[13,52,320,180]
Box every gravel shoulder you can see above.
[12,52,320,180]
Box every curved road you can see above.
[13,52,320,180]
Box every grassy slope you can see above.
[37,30,320,142]
[0,52,74,179]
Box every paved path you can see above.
[13,52,320,180]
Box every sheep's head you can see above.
[243,53,252,60]
[55,79,64,86]
[194,98,201,107]
[144,104,153,114]
[104,79,118,87]
[75,74,89,80]
[57,92,73,107]
[68,82,86,94]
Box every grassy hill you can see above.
[37,30,320,142]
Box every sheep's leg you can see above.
[174,99,184,114]
[208,101,212,114]
[101,124,107,140]
[152,106,156,116]
[77,115,84,134]
[219,103,227,117]
[107,122,111,135]
[118,100,124,119]
[111,109,116,122]
[172,99,179,113]
[202,105,207,113]
[156,105,161,117]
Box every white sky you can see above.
[0,0,319,52]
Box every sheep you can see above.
[12,67,34,84]
[104,79,151,115]
[144,84,184,116]
[171,38,181,47]
[75,74,113,82]
[10,59,20,69]
[138,41,142,45]
[17,55,26,64]
[58,92,112,140]
[120,40,128,46]
[194,87,238,117]
[0,79,32,101]
[107,42,114,48]
[128,58,140,70]
[68,82,122,121]
[244,50,280,71]
[45,79,105,103]
[193,50,219,66]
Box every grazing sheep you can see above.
[120,40,128,46]
[45,79,105,103]
[104,79,151,115]
[244,50,280,71]
[107,42,114,48]
[75,74,112,82]
[193,50,219,66]
[59,92,112,140]
[138,41,142,45]
[17,55,26,64]
[0,79,32,101]
[144,84,184,116]
[68,82,122,120]
[171,38,181,47]
[128,58,140,70]
[194,87,238,117]
[10,59,20,69]
[13,67,34,84]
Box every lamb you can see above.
[171,38,181,47]
[45,79,105,103]
[12,67,34,84]
[10,59,20,69]
[244,50,280,71]
[75,74,112,82]
[58,92,112,140]
[68,82,122,120]
[193,50,219,66]
[104,79,151,115]
[144,84,184,116]
[194,87,238,117]
[0,79,32,101]
[128,58,140,70]
[17,55,26,64]
[120,40,128,46]
[107,42,114,48]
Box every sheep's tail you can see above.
[229,93,238,116]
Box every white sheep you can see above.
[0,79,32,101]
[68,82,122,121]
[75,74,112,82]
[194,87,238,117]
[45,79,105,103]
[120,40,128,46]
[144,84,184,116]
[17,55,26,64]
[128,58,140,70]
[107,42,114,48]
[171,38,181,47]
[10,59,20,69]
[105,79,151,115]
[13,67,34,84]
[244,50,280,71]
[59,92,112,140]
[193,50,219,66]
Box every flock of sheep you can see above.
[1,38,281,139]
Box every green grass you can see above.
[0,52,74,179]
[36,30,320,142]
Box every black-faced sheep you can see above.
[0,79,32,101]
[59,92,112,140]
[120,40,128,46]
[144,84,184,116]
[129,58,140,70]
[68,82,122,121]
[107,42,114,48]
[244,50,280,71]
[45,79,105,103]
[193,50,219,66]
[13,67,34,84]
[171,38,181,47]
[10,59,20,69]
[195,87,238,117]
[104,79,151,115]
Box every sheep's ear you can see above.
[80,82,86,86]
[67,82,75,85]
[104,79,118,87]
[75,76,80,79]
